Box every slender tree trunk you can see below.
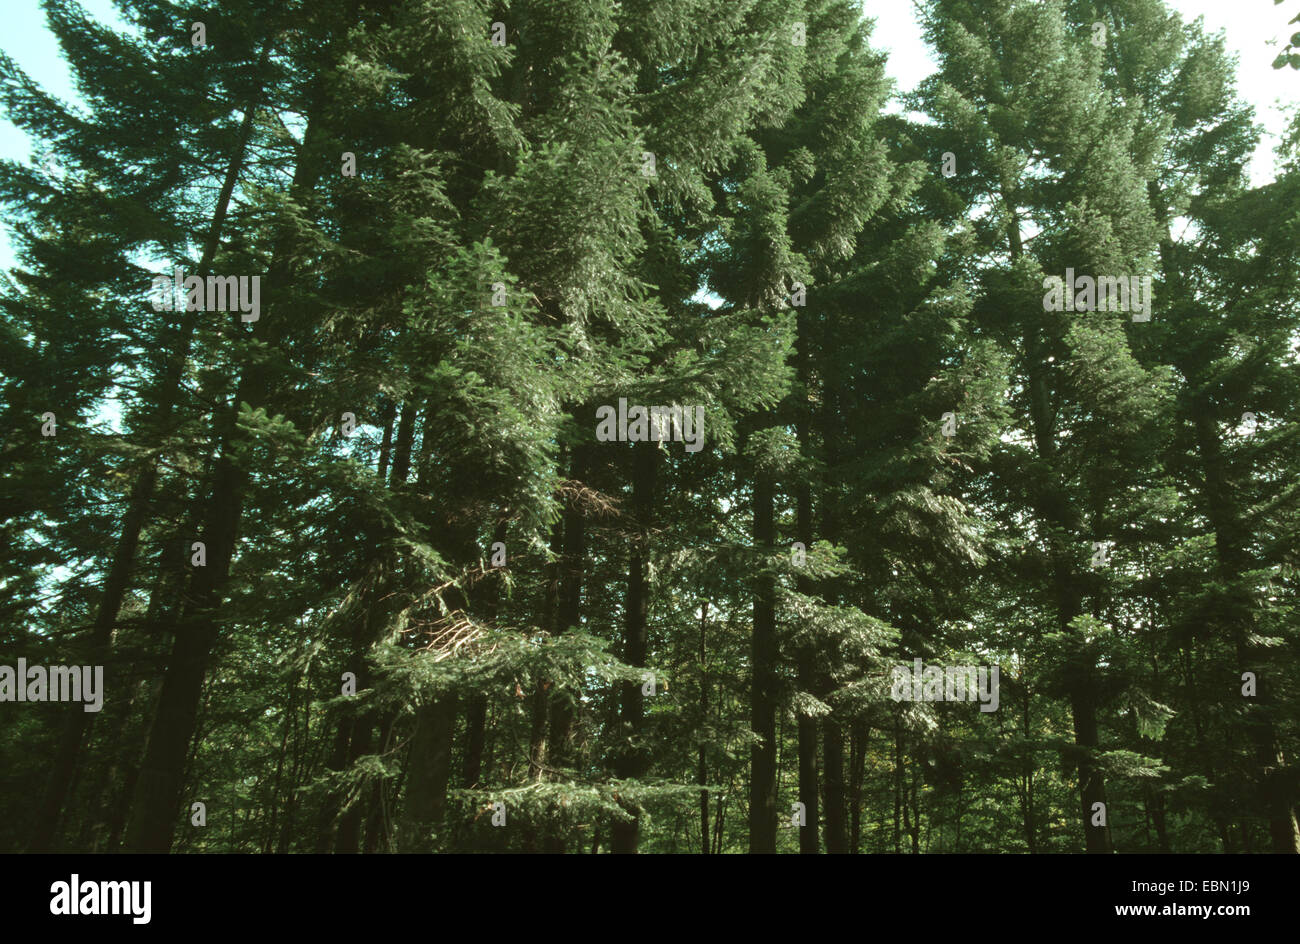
[1147,784,1170,853]
[893,720,902,854]
[850,719,866,853]
[824,717,848,853]
[83,676,146,852]
[699,603,710,856]
[362,711,399,853]
[612,444,656,852]
[275,694,309,854]
[1070,684,1111,853]
[528,519,564,781]
[333,719,372,853]
[909,770,921,854]
[315,720,353,853]
[462,697,488,787]
[27,101,259,854]
[748,469,778,854]
[460,523,505,790]
[795,650,819,854]
[546,447,588,774]
[262,678,296,853]
[794,379,819,853]
[1021,688,1037,853]
[542,446,588,853]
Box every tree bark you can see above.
[699,603,710,855]
[399,695,458,852]
[461,520,506,789]
[611,444,656,853]
[824,717,848,853]
[546,447,588,777]
[748,469,778,854]
[795,354,819,853]
[849,719,866,853]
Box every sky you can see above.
[0,0,1297,269]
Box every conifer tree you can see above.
[918,0,1172,852]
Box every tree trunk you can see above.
[546,447,588,775]
[699,604,710,855]
[748,469,778,854]
[399,696,458,852]
[27,100,259,854]
[824,717,848,853]
[850,719,866,853]
[315,719,353,853]
[542,447,588,853]
[461,520,506,790]
[528,519,564,781]
[795,391,819,854]
[611,444,656,853]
